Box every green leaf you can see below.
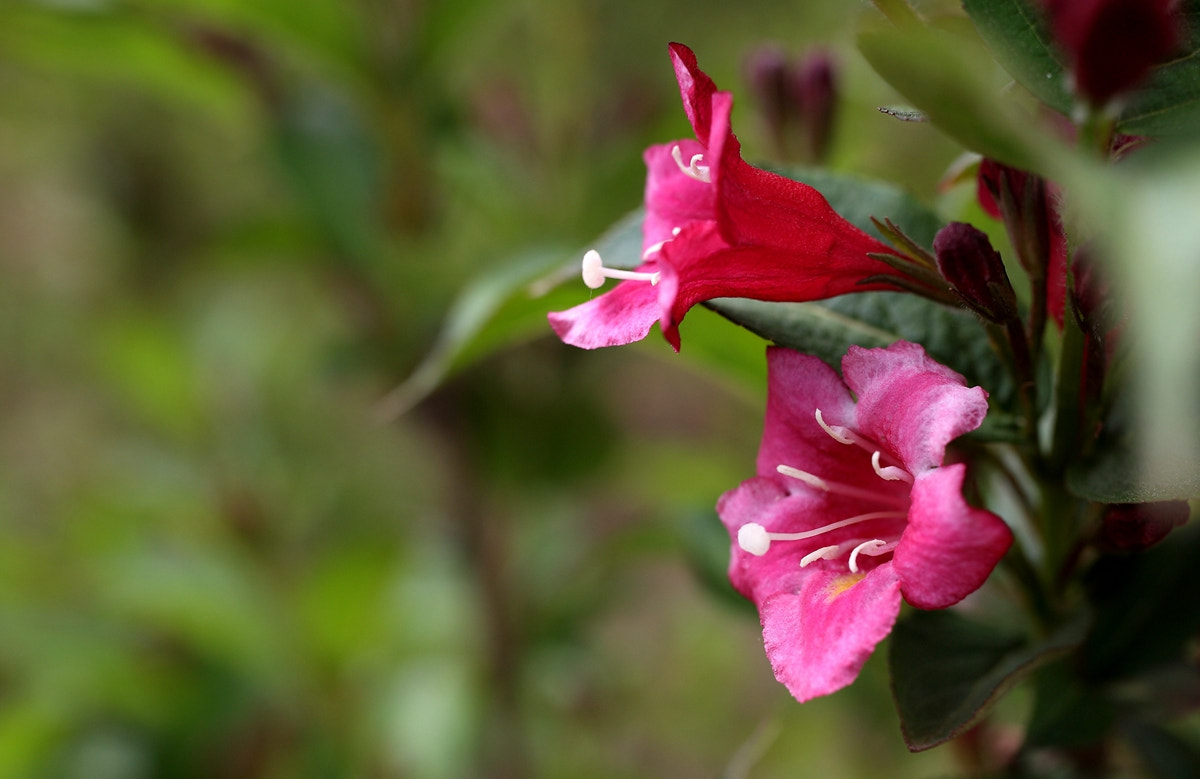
[963,0,1072,114]
[889,610,1084,752]
[708,294,1015,419]
[1117,1,1200,137]
[1084,522,1200,680]
[857,17,1065,176]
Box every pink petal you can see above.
[842,341,989,474]
[547,278,661,349]
[761,564,902,702]
[642,141,715,252]
[893,464,1012,609]
[754,347,858,478]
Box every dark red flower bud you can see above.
[1097,501,1190,552]
[792,51,838,163]
[1043,0,1182,106]
[745,45,792,155]
[933,222,1018,323]
[975,159,1067,327]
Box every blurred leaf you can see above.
[675,507,755,615]
[378,209,644,419]
[857,16,1065,177]
[273,85,382,265]
[1067,433,1200,502]
[963,0,1071,114]
[1085,150,1200,500]
[1124,721,1200,779]
[1024,659,1114,748]
[889,609,1084,752]
[1084,522,1200,680]
[375,246,565,419]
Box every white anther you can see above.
[815,408,855,445]
[671,145,712,183]
[872,451,914,483]
[737,523,772,556]
[800,545,842,567]
[580,249,661,290]
[848,539,895,573]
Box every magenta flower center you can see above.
[737,407,915,574]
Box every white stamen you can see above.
[777,464,909,507]
[848,539,897,573]
[671,145,712,183]
[800,545,842,567]
[872,451,914,483]
[815,408,855,445]
[580,249,661,290]
[735,511,905,558]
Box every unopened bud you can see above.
[933,222,1018,323]
[745,45,792,156]
[793,51,838,163]
[1043,0,1182,107]
[1097,501,1190,552]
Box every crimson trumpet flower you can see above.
[718,343,1012,702]
[549,43,906,351]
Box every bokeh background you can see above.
[0,0,980,776]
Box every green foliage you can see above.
[962,0,1071,115]
[890,610,1084,752]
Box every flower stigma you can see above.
[580,249,661,289]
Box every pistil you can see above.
[736,510,906,557]
[581,250,661,289]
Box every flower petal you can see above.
[547,277,661,349]
[761,564,902,702]
[755,347,858,478]
[842,341,988,473]
[643,141,715,253]
[669,42,720,149]
[893,464,1012,609]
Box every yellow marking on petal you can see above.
[824,573,865,602]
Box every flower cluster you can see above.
[549,43,1017,703]
[545,6,1196,757]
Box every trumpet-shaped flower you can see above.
[549,43,905,351]
[717,343,1011,702]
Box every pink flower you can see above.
[717,343,1012,702]
[549,43,905,351]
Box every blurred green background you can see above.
[0,0,974,776]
